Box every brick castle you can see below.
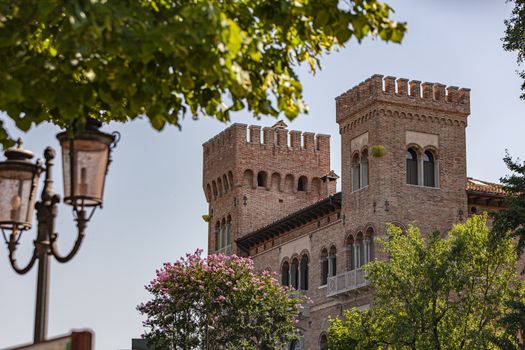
[202,74,506,349]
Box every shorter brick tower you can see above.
[202,121,336,255]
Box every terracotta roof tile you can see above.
[466,177,505,195]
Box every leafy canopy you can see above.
[492,152,525,255]
[328,215,525,350]
[491,152,525,349]
[137,250,306,350]
[503,0,525,99]
[0,0,406,149]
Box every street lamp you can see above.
[0,119,119,343]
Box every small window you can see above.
[257,171,267,187]
[328,246,337,277]
[291,258,299,290]
[281,261,290,286]
[352,153,361,191]
[320,249,328,285]
[423,151,436,187]
[298,176,307,192]
[215,222,221,250]
[319,334,328,350]
[300,255,309,290]
[406,148,418,185]
[290,340,301,350]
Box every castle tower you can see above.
[336,75,470,243]
[202,121,336,255]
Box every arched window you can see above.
[217,177,223,196]
[226,216,232,248]
[361,149,369,187]
[291,258,299,290]
[320,248,328,286]
[328,246,337,277]
[290,340,300,350]
[423,151,436,187]
[220,218,227,249]
[223,174,229,192]
[346,235,355,271]
[257,171,267,187]
[215,222,221,250]
[365,228,374,264]
[356,232,364,268]
[406,148,418,185]
[319,334,328,350]
[281,261,290,286]
[352,153,361,191]
[300,254,309,290]
[298,176,307,192]
[212,181,219,198]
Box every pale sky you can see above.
[1,1,524,349]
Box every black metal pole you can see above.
[33,147,58,343]
[33,233,50,343]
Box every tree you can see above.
[491,153,525,348]
[0,0,406,148]
[137,249,306,350]
[492,153,525,255]
[328,215,525,350]
[503,0,525,99]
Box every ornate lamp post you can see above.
[0,119,119,343]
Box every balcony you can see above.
[327,268,369,297]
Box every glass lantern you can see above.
[0,142,41,230]
[56,119,115,208]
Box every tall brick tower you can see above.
[336,75,471,239]
[202,121,336,255]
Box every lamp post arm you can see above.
[49,209,88,264]
[6,230,39,275]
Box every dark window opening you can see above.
[281,262,290,286]
[406,148,418,185]
[291,259,299,290]
[300,255,309,290]
[298,176,307,192]
[423,151,436,187]
[257,171,267,187]
[320,249,328,285]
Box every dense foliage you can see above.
[491,152,525,348]
[138,250,306,350]
[328,215,525,350]
[0,0,406,148]
[493,153,525,255]
[503,0,525,99]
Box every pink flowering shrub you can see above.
[137,249,306,349]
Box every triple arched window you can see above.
[281,254,309,291]
[352,149,369,191]
[346,228,374,270]
[406,147,438,187]
[215,216,232,254]
[320,247,337,285]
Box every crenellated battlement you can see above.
[336,74,470,122]
[203,122,330,155]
